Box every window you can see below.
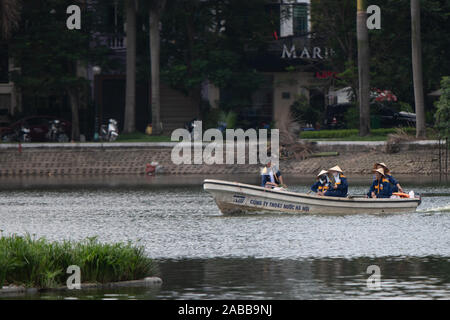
[0,44,8,83]
[282,92,291,99]
[0,94,11,111]
[293,3,308,36]
[105,0,124,33]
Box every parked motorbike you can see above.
[1,125,31,142]
[184,118,197,138]
[47,120,69,142]
[185,118,205,140]
[19,125,31,142]
[100,119,119,142]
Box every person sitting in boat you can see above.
[368,168,393,198]
[324,166,348,197]
[373,162,403,193]
[311,170,330,195]
[261,160,284,188]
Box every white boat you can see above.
[203,179,421,215]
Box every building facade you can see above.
[205,0,333,130]
[1,0,335,135]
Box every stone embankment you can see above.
[0,140,447,176]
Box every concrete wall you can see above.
[0,141,445,177]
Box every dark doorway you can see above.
[98,75,150,132]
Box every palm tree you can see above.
[356,0,370,136]
[0,0,21,40]
[148,0,166,135]
[123,0,137,133]
[411,0,426,138]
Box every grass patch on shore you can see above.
[115,132,173,142]
[0,234,157,289]
[300,128,437,140]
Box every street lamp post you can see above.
[92,66,101,141]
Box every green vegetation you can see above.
[291,95,323,126]
[299,128,438,140]
[311,0,450,115]
[160,0,273,119]
[435,76,450,137]
[115,132,173,142]
[0,234,157,288]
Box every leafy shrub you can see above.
[435,76,450,137]
[290,95,321,125]
[343,103,359,129]
[219,110,238,129]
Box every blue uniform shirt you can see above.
[311,180,330,193]
[324,174,348,197]
[369,177,393,198]
[386,174,399,193]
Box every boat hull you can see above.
[203,179,421,215]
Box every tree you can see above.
[160,0,273,127]
[10,0,112,141]
[148,0,166,135]
[435,76,450,138]
[411,0,426,138]
[312,0,450,126]
[356,0,370,136]
[0,0,21,39]
[311,1,357,89]
[123,0,137,134]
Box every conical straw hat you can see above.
[317,170,328,177]
[375,168,385,176]
[376,162,388,169]
[373,162,390,173]
[328,166,343,173]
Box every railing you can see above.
[95,33,126,50]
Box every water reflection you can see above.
[7,257,450,300]
[155,257,450,299]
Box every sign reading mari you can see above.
[281,44,333,60]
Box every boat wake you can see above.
[417,205,450,213]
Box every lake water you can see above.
[1,174,449,299]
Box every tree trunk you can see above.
[357,0,370,136]
[149,3,164,135]
[124,0,136,133]
[411,0,426,139]
[68,89,80,141]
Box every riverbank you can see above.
[0,140,447,176]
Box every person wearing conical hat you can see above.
[373,162,403,193]
[324,166,348,197]
[367,167,393,198]
[311,170,330,195]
